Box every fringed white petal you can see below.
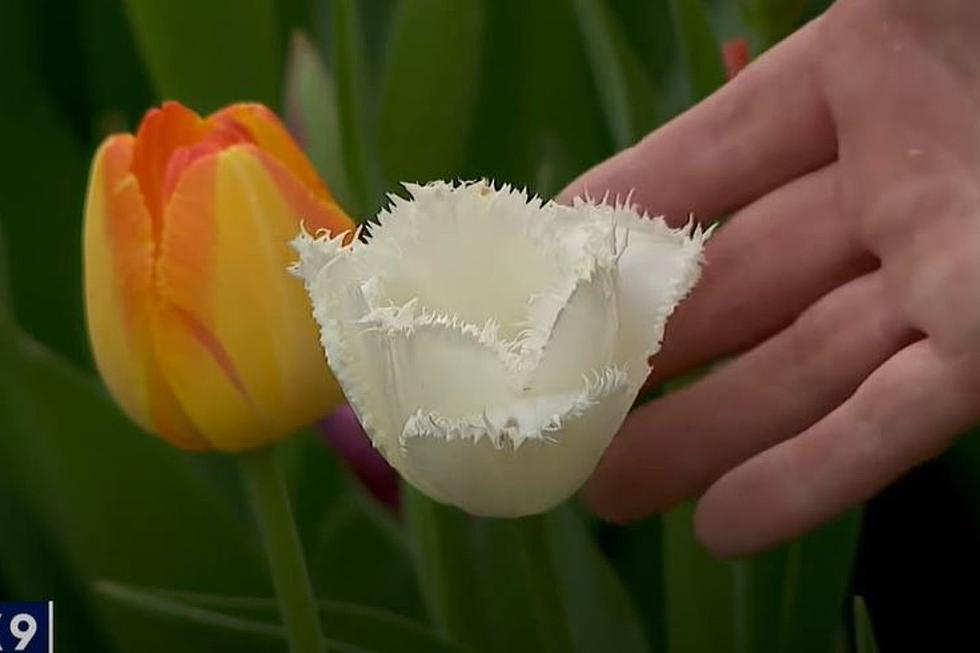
[400,368,632,516]
[292,180,708,516]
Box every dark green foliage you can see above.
[0,2,871,651]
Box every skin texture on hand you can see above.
[562,0,980,557]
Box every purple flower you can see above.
[319,404,400,511]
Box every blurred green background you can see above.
[1,0,977,651]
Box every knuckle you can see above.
[866,175,980,354]
[899,244,980,353]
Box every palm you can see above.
[562,0,980,556]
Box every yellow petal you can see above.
[83,134,209,450]
[210,103,334,204]
[154,144,351,451]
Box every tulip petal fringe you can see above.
[400,365,630,449]
[292,180,709,516]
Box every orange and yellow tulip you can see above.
[84,101,353,452]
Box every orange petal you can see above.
[131,101,209,238]
[210,103,334,204]
[160,120,254,209]
[154,144,351,451]
[83,134,208,450]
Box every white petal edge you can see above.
[291,181,711,516]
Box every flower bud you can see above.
[84,101,353,451]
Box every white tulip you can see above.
[292,181,708,517]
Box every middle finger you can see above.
[586,271,917,522]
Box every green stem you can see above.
[517,514,576,653]
[240,446,325,653]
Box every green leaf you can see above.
[737,0,808,48]
[277,0,315,44]
[609,1,691,124]
[308,489,424,620]
[668,0,726,102]
[404,487,505,648]
[604,519,667,651]
[405,489,648,653]
[0,479,112,653]
[461,0,613,197]
[377,0,485,184]
[329,0,385,219]
[121,0,281,112]
[0,223,10,317]
[609,0,675,81]
[852,596,879,653]
[571,0,660,149]
[732,549,787,653]
[0,322,269,652]
[940,430,980,529]
[96,582,283,653]
[282,31,355,213]
[664,503,738,653]
[406,488,563,652]
[664,503,862,653]
[79,0,155,134]
[96,581,466,653]
[545,508,649,653]
[516,515,576,653]
[777,510,862,653]
[277,421,421,620]
[0,0,90,366]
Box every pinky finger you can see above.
[694,339,980,557]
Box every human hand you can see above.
[561,0,980,556]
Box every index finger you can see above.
[560,18,836,224]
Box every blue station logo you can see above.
[0,603,52,652]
